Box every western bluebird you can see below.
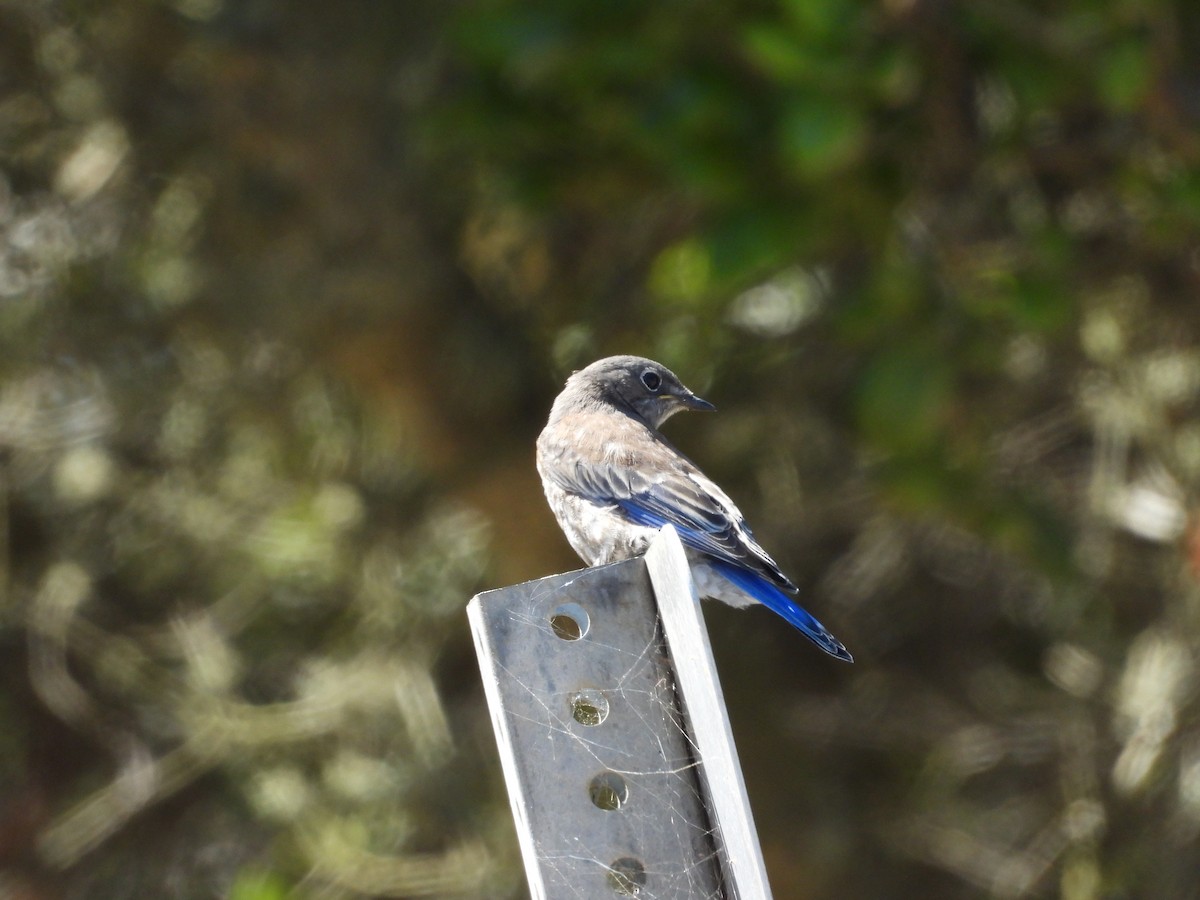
[536,355,852,661]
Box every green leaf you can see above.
[648,237,712,303]
[780,0,853,42]
[778,98,867,178]
[229,870,289,900]
[704,210,798,285]
[1098,38,1150,111]
[1007,275,1071,332]
[856,347,953,453]
[741,23,810,83]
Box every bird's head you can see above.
[567,355,715,428]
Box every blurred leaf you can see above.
[741,23,810,83]
[871,46,921,106]
[704,209,800,287]
[452,9,568,72]
[778,97,868,178]
[855,347,954,454]
[780,0,854,42]
[229,870,289,900]
[649,236,712,303]
[1004,274,1072,332]
[1098,38,1151,111]
[969,270,1073,333]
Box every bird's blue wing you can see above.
[618,492,852,661]
[708,560,852,661]
[603,465,797,593]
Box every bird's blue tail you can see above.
[710,561,853,662]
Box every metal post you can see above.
[468,526,772,900]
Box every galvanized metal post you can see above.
[468,525,772,900]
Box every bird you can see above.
[536,355,852,661]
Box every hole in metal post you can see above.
[570,689,609,726]
[549,601,590,640]
[588,771,628,811]
[607,857,647,895]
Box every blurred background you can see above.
[2,0,1200,897]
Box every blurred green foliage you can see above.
[2,0,1200,897]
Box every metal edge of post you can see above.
[644,525,775,900]
[466,596,547,900]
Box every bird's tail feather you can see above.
[710,561,853,662]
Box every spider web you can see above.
[471,558,731,900]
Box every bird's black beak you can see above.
[682,392,716,412]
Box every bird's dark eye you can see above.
[640,370,662,392]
